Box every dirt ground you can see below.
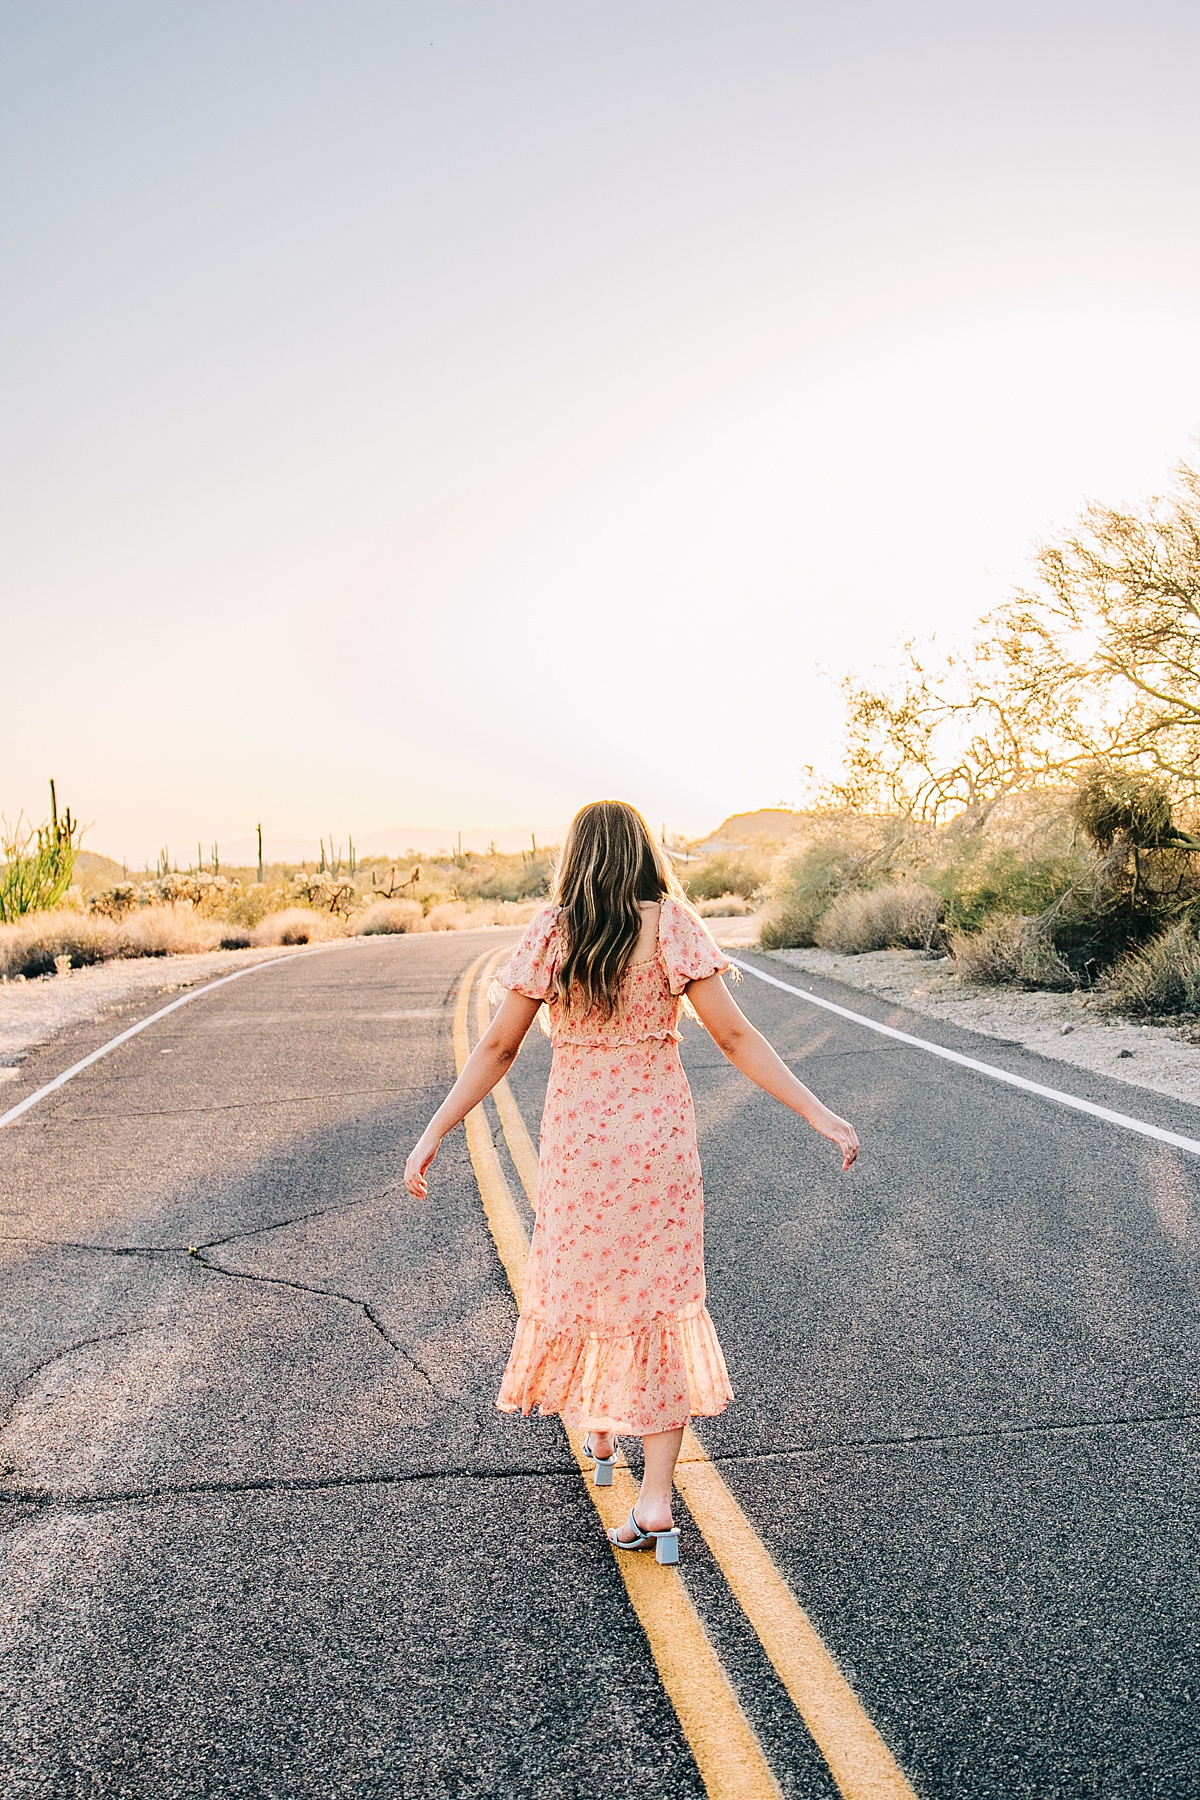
[759,941,1200,1112]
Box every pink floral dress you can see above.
[494,895,735,1436]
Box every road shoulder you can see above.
[755,944,1200,1113]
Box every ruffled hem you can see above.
[496,1305,734,1435]
[550,1026,682,1049]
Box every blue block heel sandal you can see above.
[582,1433,619,1487]
[608,1509,680,1565]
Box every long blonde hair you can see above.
[552,801,686,1015]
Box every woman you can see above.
[405,801,858,1563]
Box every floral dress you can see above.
[494,895,735,1436]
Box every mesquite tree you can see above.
[835,459,1200,825]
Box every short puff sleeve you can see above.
[658,895,731,995]
[495,905,561,1002]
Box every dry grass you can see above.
[353,899,424,936]
[1097,921,1200,1016]
[251,908,341,947]
[422,899,540,931]
[951,915,1076,989]
[814,881,943,954]
[696,894,755,918]
[0,905,229,978]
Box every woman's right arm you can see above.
[404,990,542,1198]
[685,973,860,1170]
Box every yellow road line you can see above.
[451,950,781,1800]
[673,1437,917,1800]
[475,950,541,1207]
[452,951,530,1298]
[467,951,920,1800]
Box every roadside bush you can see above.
[118,904,225,958]
[490,901,542,926]
[951,916,1075,989]
[252,908,340,947]
[0,904,240,977]
[292,872,357,916]
[405,899,542,932]
[455,850,554,902]
[1097,921,1200,1016]
[685,852,768,902]
[354,899,423,936]
[760,818,912,949]
[814,882,943,954]
[934,849,1083,936]
[0,912,118,978]
[225,882,296,929]
[696,894,754,917]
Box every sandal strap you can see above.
[624,1508,652,1545]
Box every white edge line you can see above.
[0,946,338,1130]
[728,953,1200,1161]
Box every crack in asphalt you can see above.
[0,1460,581,1512]
[2,1222,474,1417]
[1,1187,389,1258]
[8,1233,1193,1463]
[198,1190,387,1250]
[8,1404,1199,1518]
[188,1249,462,1403]
[1,1237,176,1256]
[0,1323,164,1436]
[707,1404,1200,1463]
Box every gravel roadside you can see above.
[761,943,1200,1112]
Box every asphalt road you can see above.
[2,929,1197,1798]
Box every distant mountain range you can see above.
[82,810,811,875]
[215,825,572,864]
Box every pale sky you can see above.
[4,1,1200,862]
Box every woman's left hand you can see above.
[817,1110,860,1171]
[404,1132,442,1199]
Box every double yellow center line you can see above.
[454,947,917,1800]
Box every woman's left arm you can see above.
[685,973,860,1170]
[404,989,542,1198]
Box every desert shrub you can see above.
[490,901,541,926]
[696,894,754,917]
[0,904,248,976]
[685,852,769,902]
[760,818,910,949]
[89,882,141,920]
[218,882,294,928]
[292,872,357,916]
[354,899,423,936]
[814,882,943,954]
[423,901,493,931]
[115,904,226,958]
[1098,921,1200,1016]
[0,911,118,978]
[455,850,554,902]
[934,849,1083,935]
[951,916,1075,989]
[252,908,339,947]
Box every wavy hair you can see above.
[552,801,686,1016]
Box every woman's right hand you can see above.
[404,1131,442,1200]
[815,1109,860,1171]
